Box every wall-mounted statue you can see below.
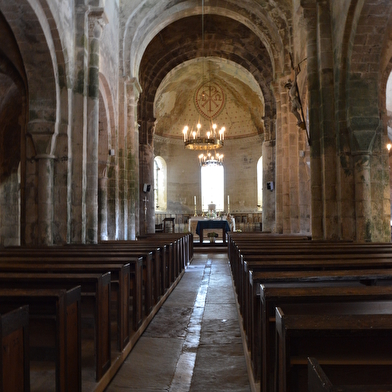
[285,66,306,130]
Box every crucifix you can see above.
[143,196,148,234]
[285,53,311,146]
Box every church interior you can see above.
[2,0,392,391]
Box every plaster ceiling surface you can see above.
[139,11,277,142]
[154,58,265,139]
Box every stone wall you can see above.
[154,135,264,216]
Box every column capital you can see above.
[125,77,142,101]
[27,120,56,156]
[87,7,108,39]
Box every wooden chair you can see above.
[163,217,175,233]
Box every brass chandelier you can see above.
[183,122,225,150]
[182,0,226,151]
[198,151,224,166]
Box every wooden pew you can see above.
[276,302,392,392]
[0,248,154,318]
[0,287,82,392]
[136,236,180,283]
[308,357,392,392]
[261,285,392,392]
[0,305,29,392]
[0,261,133,352]
[247,268,392,382]
[137,232,193,271]
[0,272,111,381]
[239,254,392,339]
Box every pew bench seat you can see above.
[276,301,392,392]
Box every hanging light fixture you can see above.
[198,151,224,166]
[183,123,225,150]
[182,0,226,151]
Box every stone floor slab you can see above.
[105,251,251,392]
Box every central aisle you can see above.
[105,252,251,391]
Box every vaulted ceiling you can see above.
[137,6,291,140]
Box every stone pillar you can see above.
[274,82,284,234]
[36,154,55,245]
[317,1,338,239]
[125,78,141,239]
[302,1,323,239]
[98,174,108,240]
[28,121,57,245]
[86,8,107,243]
[353,153,372,241]
[139,117,155,235]
[276,76,301,234]
[262,139,276,232]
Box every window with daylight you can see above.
[257,156,263,210]
[154,156,167,211]
[201,164,224,211]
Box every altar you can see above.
[188,217,235,245]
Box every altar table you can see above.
[195,220,231,245]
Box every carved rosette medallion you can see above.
[194,81,225,119]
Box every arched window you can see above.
[201,164,224,211]
[386,72,392,141]
[257,156,263,210]
[154,156,167,211]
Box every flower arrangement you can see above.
[207,232,219,238]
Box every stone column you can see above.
[302,1,323,239]
[274,81,284,234]
[262,138,276,232]
[125,78,141,239]
[36,154,55,245]
[98,174,108,240]
[353,152,372,242]
[86,8,107,243]
[28,121,57,245]
[139,117,156,235]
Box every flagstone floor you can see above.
[105,252,251,391]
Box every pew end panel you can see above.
[276,305,392,392]
[0,305,30,392]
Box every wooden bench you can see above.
[247,268,392,382]
[240,254,392,339]
[308,357,392,392]
[0,261,133,352]
[0,305,29,392]
[137,232,193,270]
[276,302,392,392]
[136,236,180,282]
[0,272,111,381]
[261,285,392,392]
[0,286,82,392]
[0,247,154,318]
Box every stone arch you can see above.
[0,0,66,154]
[346,0,392,153]
[123,0,292,81]
[0,11,28,246]
[344,0,392,241]
[138,13,276,134]
[1,0,70,244]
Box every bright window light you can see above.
[201,164,224,211]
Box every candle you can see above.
[194,196,196,204]
[228,195,230,204]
